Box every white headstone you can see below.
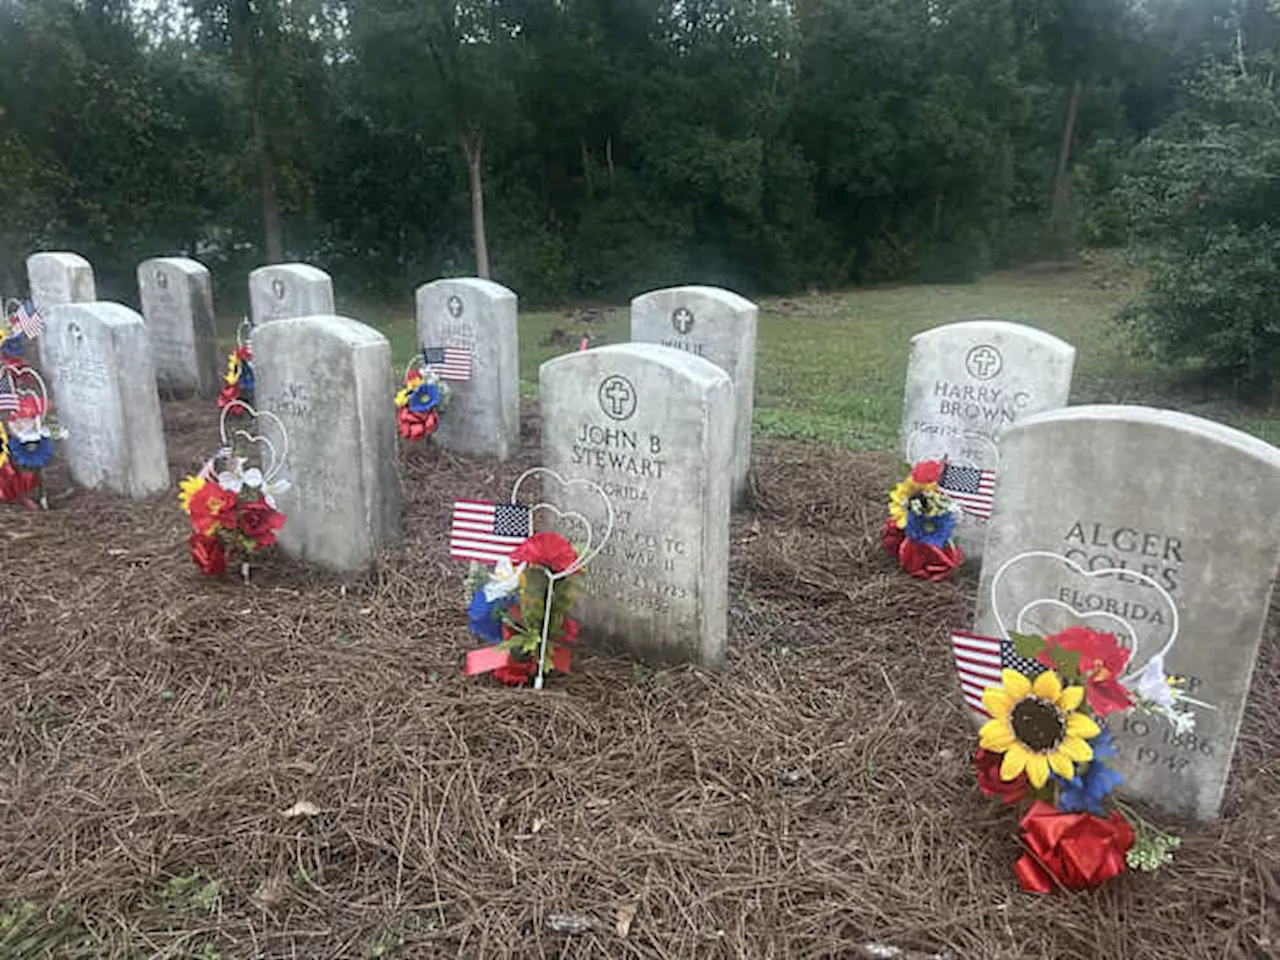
[137,257,219,398]
[41,303,169,498]
[253,315,401,573]
[900,319,1075,559]
[413,278,520,460]
[540,343,734,665]
[974,405,1280,820]
[630,286,757,505]
[26,252,96,312]
[248,263,335,325]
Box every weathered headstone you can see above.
[900,319,1075,559]
[974,405,1280,820]
[248,263,335,325]
[41,303,169,497]
[414,278,519,460]
[253,315,400,573]
[540,343,734,665]
[630,285,757,505]
[26,252,96,312]
[137,257,219,398]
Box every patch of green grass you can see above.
[226,267,1279,451]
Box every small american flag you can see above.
[0,375,17,415]
[940,462,996,519]
[449,500,531,564]
[952,630,1045,718]
[422,345,472,382]
[11,300,43,340]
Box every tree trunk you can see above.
[254,110,284,263]
[1049,77,1083,229]
[464,133,491,279]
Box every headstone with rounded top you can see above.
[630,285,757,506]
[253,315,401,573]
[973,405,1280,820]
[41,302,169,498]
[414,277,519,460]
[540,343,734,666]
[900,319,1075,559]
[26,252,96,313]
[248,263,335,325]
[137,257,219,398]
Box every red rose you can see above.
[974,747,1028,805]
[0,461,39,503]
[898,538,963,581]
[189,533,227,576]
[15,394,44,419]
[239,499,285,547]
[1038,626,1133,717]
[217,381,242,410]
[911,460,944,484]
[881,516,906,556]
[558,617,580,644]
[1013,801,1135,893]
[235,344,252,362]
[188,482,238,535]
[511,532,579,573]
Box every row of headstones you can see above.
[24,253,1280,822]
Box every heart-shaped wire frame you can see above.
[2,364,50,433]
[236,316,253,349]
[906,428,1000,470]
[402,353,448,389]
[989,549,1178,685]
[509,467,615,689]
[218,399,289,484]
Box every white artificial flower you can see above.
[261,476,291,510]
[242,466,264,489]
[217,456,250,493]
[1132,654,1178,710]
[9,419,46,443]
[483,557,527,601]
[1168,709,1197,736]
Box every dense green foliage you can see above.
[1,0,1279,382]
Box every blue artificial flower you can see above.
[239,362,255,392]
[0,333,23,358]
[468,588,505,644]
[407,380,441,414]
[10,434,54,471]
[1056,726,1123,816]
[905,507,956,547]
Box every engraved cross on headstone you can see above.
[672,307,694,335]
[604,378,633,417]
[967,346,1001,379]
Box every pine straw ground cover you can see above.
[1,399,1278,960]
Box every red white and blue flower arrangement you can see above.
[1,300,65,509]
[179,401,289,581]
[451,469,613,688]
[970,624,1196,892]
[882,460,963,581]
[395,350,451,443]
[217,318,255,417]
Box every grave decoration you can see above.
[0,363,66,509]
[954,551,1199,893]
[217,319,255,416]
[881,459,964,581]
[450,468,613,689]
[2,299,42,365]
[179,400,289,581]
[394,348,452,442]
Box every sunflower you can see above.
[978,669,1099,789]
[0,420,8,472]
[889,477,930,529]
[178,473,207,513]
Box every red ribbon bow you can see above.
[1013,801,1135,894]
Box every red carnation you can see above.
[493,659,536,686]
[15,394,44,419]
[0,461,39,503]
[397,406,439,442]
[1038,626,1133,717]
[911,460,944,484]
[189,533,227,576]
[511,532,579,574]
[898,537,963,582]
[239,499,285,548]
[881,516,905,556]
[234,344,252,362]
[1013,801,1134,893]
[974,747,1028,805]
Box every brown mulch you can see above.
[1,399,1277,959]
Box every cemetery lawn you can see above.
[2,398,1278,959]
[348,256,1280,453]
